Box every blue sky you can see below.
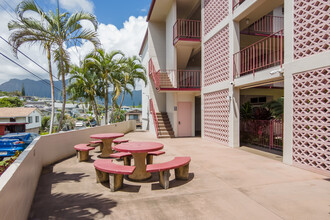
[0,0,151,86]
[34,0,151,28]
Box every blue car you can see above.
[0,133,40,159]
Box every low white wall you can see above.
[0,120,136,220]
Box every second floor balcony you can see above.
[149,59,201,91]
[173,19,201,45]
[233,30,284,78]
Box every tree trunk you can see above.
[104,87,108,125]
[118,91,125,111]
[58,69,66,131]
[92,98,99,125]
[47,46,55,134]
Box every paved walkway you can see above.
[29,131,330,219]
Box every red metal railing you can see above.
[173,19,201,45]
[240,119,283,151]
[149,59,201,90]
[149,98,159,137]
[253,15,284,34]
[232,0,246,11]
[177,70,201,88]
[233,30,283,78]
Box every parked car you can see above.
[0,133,40,160]
[75,121,85,127]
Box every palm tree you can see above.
[67,62,101,124]
[118,55,147,111]
[8,0,57,134]
[9,0,100,132]
[85,49,123,124]
[52,4,100,131]
[263,97,284,119]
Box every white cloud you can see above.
[51,0,94,13]
[0,4,147,91]
[68,16,148,90]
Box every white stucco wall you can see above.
[141,37,150,131]
[26,110,42,130]
[166,0,177,85]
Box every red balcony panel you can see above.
[173,19,201,45]
[233,30,284,78]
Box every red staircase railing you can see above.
[233,30,283,78]
[149,98,159,137]
[173,19,201,45]
[232,0,246,11]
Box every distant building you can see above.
[0,107,42,134]
[125,109,142,128]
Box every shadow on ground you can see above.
[28,193,117,220]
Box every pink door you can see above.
[177,102,192,137]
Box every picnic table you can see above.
[113,142,164,181]
[90,133,124,157]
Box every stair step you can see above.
[158,134,174,138]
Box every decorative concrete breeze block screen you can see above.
[204,0,229,35]
[204,25,229,87]
[293,0,329,59]
[292,67,329,174]
[204,89,229,145]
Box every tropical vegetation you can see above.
[8,0,100,133]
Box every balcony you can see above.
[149,59,201,91]
[233,30,284,78]
[0,123,328,219]
[173,19,201,45]
[241,15,284,36]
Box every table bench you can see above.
[110,152,132,165]
[113,139,129,145]
[94,159,135,192]
[146,157,191,189]
[74,144,95,162]
[146,151,165,164]
[89,140,104,151]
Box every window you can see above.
[129,115,139,120]
[28,116,32,123]
[35,116,39,123]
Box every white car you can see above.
[75,121,84,127]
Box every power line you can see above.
[2,0,15,12]
[0,35,60,80]
[0,51,62,91]
[0,2,16,20]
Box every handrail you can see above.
[233,29,283,78]
[149,98,159,137]
[173,19,201,45]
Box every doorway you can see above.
[177,102,192,137]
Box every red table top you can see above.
[113,142,164,153]
[90,133,124,140]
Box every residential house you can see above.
[0,107,42,134]
[125,109,142,128]
[141,0,329,176]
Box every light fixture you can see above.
[245,18,250,25]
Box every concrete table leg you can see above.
[99,139,114,158]
[77,151,89,162]
[129,152,151,181]
[95,169,109,183]
[159,170,170,189]
[109,174,124,192]
[123,156,131,166]
[175,164,190,180]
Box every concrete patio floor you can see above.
[29,131,330,220]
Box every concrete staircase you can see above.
[159,72,174,89]
[156,112,175,138]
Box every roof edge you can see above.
[139,29,148,56]
[146,0,156,21]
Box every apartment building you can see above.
[140,0,329,176]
